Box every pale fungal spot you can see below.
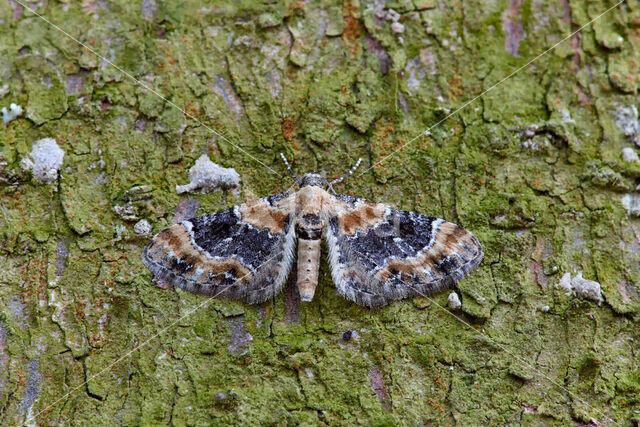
[20,138,64,184]
[113,203,136,221]
[141,0,158,20]
[557,272,603,304]
[176,154,241,194]
[615,105,639,137]
[570,272,604,304]
[558,272,572,294]
[560,109,575,124]
[2,102,23,124]
[391,22,405,35]
[134,219,152,235]
[524,124,539,138]
[385,8,400,22]
[621,193,640,217]
[621,147,639,163]
[448,291,461,310]
[114,224,127,240]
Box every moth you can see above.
[142,155,483,308]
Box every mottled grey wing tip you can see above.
[141,241,206,295]
[362,229,484,310]
[141,228,294,306]
[451,233,484,281]
[418,229,484,294]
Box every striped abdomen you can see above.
[295,214,323,301]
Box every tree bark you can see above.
[0,0,639,424]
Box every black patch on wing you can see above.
[265,193,289,205]
[328,210,438,269]
[334,194,359,204]
[189,208,289,270]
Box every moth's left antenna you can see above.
[280,153,297,181]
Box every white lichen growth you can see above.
[572,272,604,304]
[176,154,240,194]
[20,138,64,184]
[383,8,400,22]
[391,22,405,34]
[615,105,639,137]
[621,147,639,163]
[621,193,640,217]
[114,224,128,240]
[560,109,575,124]
[2,103,23,124]
[557,272,603,304]
[133,219,152,235]
[113,202,136,221]
[558,273,573,294]
[448,292,461,310]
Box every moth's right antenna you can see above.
[280,153,297,181]
[328,158,362,187]
[327,158,362,195]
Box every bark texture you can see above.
[0,0,639,424]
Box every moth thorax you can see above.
[296,238,321,301]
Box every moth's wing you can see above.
[142,193,296,305]
[325,194,483,308]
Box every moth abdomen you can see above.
[296,238,322,301]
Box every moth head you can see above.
[299,173,328,188]
[279,153,362,191]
